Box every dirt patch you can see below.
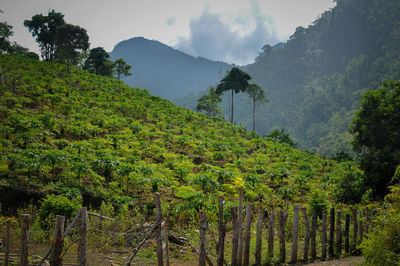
[306,256,364,266]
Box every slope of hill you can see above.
[142,0,400,156]
[0,54,360,219]
[109,37,232,100]
[243,0,400,155]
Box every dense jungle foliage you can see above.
[174,0,400,156]
[0,54,362,222]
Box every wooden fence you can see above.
[0,191,373,265]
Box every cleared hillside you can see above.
[0,54,359,219]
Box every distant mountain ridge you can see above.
[110,37,232,100]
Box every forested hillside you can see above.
[0,54,359,217]
[171,0,400,156]
[109,37,232,100]
[244,0,400,155]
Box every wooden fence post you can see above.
[329,208,335,259]
[291,205,299,264]
[20,214,30,266]
[237,188,244,266]
[311,211,317,261]
[162,221,170,266]
[243,203,253,266]
[255,209,263,266]
[199,211,207,266]
[155,193,164,266]
[4,219,10,266]
[231,207,239,266]
[358,210,364,244]
[279,210,288,264]
[352,208,358,252]
[364,208,369,235]
[301,207,310,262]
[345,213,350,254]
[78,207,88,266]
[217,197,225,266]
[50,215,65,266]
[336,210,342,258]
[321,210,327,261]
[267,211,275,261]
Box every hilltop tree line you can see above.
[1,9,131,79]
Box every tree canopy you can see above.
[246,83,268,132]
[216,67,251,123]
[55,24,89,71]
[114,58,132,80]
[84,47,114,77]
[351,80,400,198]
[24,10,65,61]
[195,86,223,119]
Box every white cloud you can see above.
[175,5,279,65]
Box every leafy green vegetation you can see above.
[351,80,400,198]
[0,54,361,221]
[175,0,400,157]
[361,185,400,265]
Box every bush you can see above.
[361,186,400,265]
[38,194,81,230]
[307,189,329,218]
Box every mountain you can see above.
[0,54,359,216]
[109,37,232,100]
[174,0,400,156]
[243,0,400,155]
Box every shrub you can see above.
[307,189,329,218]
[38,194,81,230]
[361,186,400,265]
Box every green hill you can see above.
[0,54,360,219]
[109,37,232,100]
[173,0,400,156]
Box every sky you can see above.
[2,0,335,65]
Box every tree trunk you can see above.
[252,100,256,132]
[231,89,234,123]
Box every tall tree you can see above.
[114,58,132,80]
[24,10,65,61]
[55,24,89,72]
[246,83,268,132]
[351,80,400,198]
[195,86,223,118]
[216,67,251,123]
[0,10,13,53]
[83,47,114,77]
